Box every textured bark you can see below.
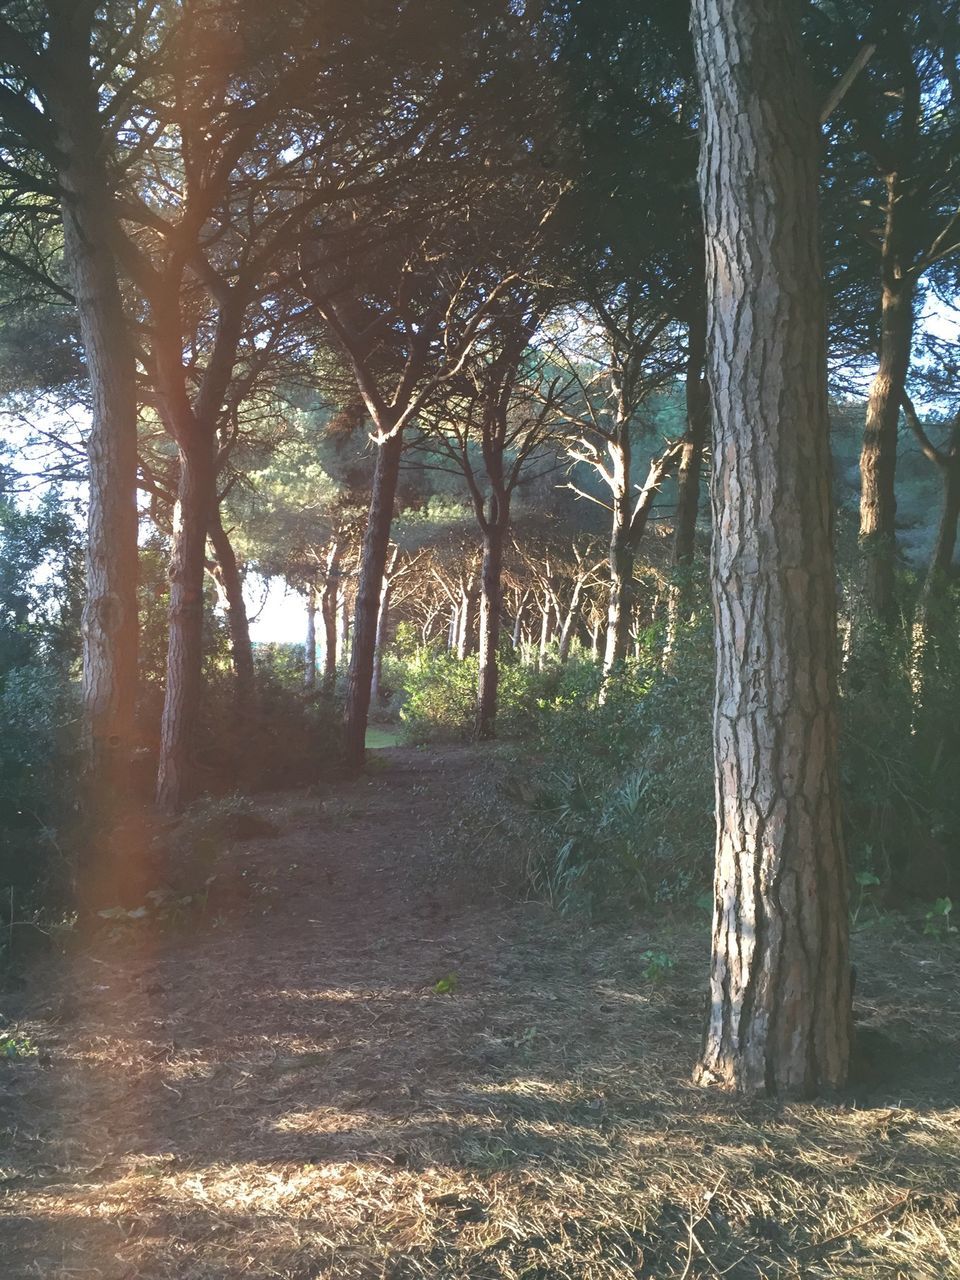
[692,0,850,1095]
[48,41,138,784]
[343,431,404,770]
[476,523,505,739]
[321,539,342,693]
[208,509,256,711]
[156,436,216,812]
[859,173,914,621]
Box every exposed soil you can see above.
[1,743,959,1278]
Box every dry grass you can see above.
[1,744,958,1278]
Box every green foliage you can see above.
[639,949,674,981]
[0,490,82,910]
[839,580,960,900]
[398,645,554,742]
[517,637,714,915]
[412,618,715,915]
[0,1033,36,1061]
[923,897,956,941]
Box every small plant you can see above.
[433,972,459,994]
[639,949,674,981]
[851,867,882,926]
[923,897,956,941]
[1,1033,37,1060]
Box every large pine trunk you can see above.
[208,509,256,711]
[343,431,403,770]
[50,56,139,789]
[476,522,505,739]
[859,174,913,622]
[692,0,850,1096]
[157,436,216,812]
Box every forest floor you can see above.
[1,742,959,1279]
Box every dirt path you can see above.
[2,744,959,1279]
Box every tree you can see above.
[691,0,851,1094]
[423,296,567,736]
[813,2,960,619]
[548,308,684,676]
[300,24,564,767]
[0,2,140,790]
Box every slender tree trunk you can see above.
[476,522,505,739]
[603,515,634,675]
[448,601,459,652]
[859,173,913,622]
[371,547,398,707]
[925,440,960,600]
[49,56,138,787]
[589,620,600,660]
[343,430,404,770]
[665,303,710,665]
[157,433,217,812]
[537,595,553,668]
[456,571,479,659]
[692,0,850,1095]
[321,538,341,693]
[336,585,349,665]
[558,575,587,664]
[603,429,633,676]
[673,302,709,569]
[911,427,960,708]
[207,508,256,711]
[304,577,318,691]
[512,591,528,649]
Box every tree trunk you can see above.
[476,523,505,739]
[49,56,139,788]
[343,430,404,770]
[558,575,587,664]
[456,571,479,660]
[448,601,459,652]
[336,585,349,665]
[673,301,709,569]
[321,538,342,693]
[537,596,553,668]
[859,173,913,622]
[207,508,256,711]
[371,547,398,707]
[512,591,528,650]
[692,0,850,1096]
[156,435,216,812]
[925,437,960,599]
[304,578,318,691]
[603,517,634,675]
